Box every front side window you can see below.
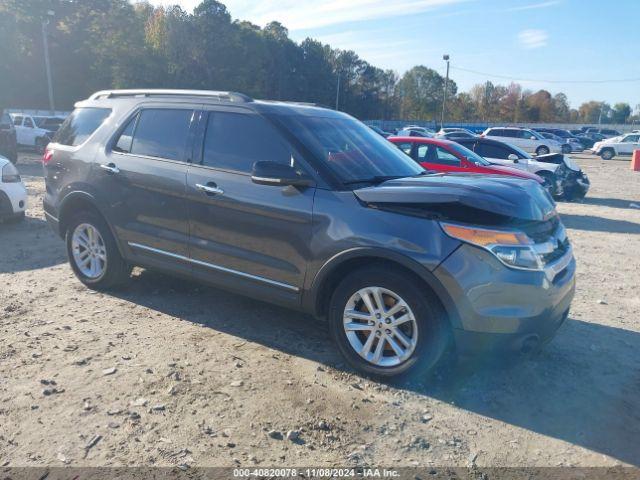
[202,112,291,173]
[13,115,23,126]
[54,108,111,146]
[130,109,193,161]
[24,117,34,128]
[433,147,461,166]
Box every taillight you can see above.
[42,149,53,165]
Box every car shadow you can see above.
[108,269,640,467]
[560,214,640,234]
[0,215,66,273]
[579,197,640,210]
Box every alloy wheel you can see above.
[343,286,418,367]
[71,223,107,279]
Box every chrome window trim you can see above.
[128,242,299,292]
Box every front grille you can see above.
[541,237,570,265]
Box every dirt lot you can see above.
[1,152,639,469]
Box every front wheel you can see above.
[536,146,550,156]
[328,266,450,379]
[66,210,131,290]
[600,148,615,160]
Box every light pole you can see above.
[41,10,55,113]
[440,54,450,128]
[335,73,341,110]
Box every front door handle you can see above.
[99,163,120,174]
[195,183,224,196]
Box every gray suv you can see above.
[43,90,576,378]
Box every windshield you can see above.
[505,142,532,159]
[274,114,424,184]
[447,142,491,166]
[529,130,546,140]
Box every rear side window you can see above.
[202,112,291,173]
[13,115,23,126]
[488,129,504,137]
[54,108,111,146]
[394,142,413,156]
[130,109,193,161]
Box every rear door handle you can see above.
[99,163,120,174]
[195,183,224,196]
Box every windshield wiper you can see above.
[342,175,406,185]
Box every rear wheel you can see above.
[600,148,615,160]
[536,145,550,156]
[328,266,450,379]
[65,210,131,290]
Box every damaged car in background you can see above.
[43,90,575,378]
[454,137,590,201]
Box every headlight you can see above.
[1,162,21,183]
[441,222,545,271]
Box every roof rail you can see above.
[88,89,253,103]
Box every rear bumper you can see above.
[434,243,576,356]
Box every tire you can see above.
[536,145,550,156]
[537,171,557,197]
[600,148,615,160]
[65,210,131,290]
[328,266,450,380]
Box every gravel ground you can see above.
[0,152,639,469]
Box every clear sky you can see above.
[145,0,640,110]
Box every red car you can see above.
[389,136,544,185]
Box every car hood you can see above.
[354,174,556,222]
[481,163,543,181]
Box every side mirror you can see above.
[507,154,520,162]
[251,161,314,188]
[530,136,537,140]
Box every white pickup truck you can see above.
[10,114,64,152]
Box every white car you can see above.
[10,114,64,152]
[0,155,27,223]
[592,133,640,160]
[482,127,563,156]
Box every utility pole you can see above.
[42,10,55,113]
[440,54,450,128]
[335,73,341,110]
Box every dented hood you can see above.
[354,174,556,222]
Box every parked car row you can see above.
[42,89,577,379]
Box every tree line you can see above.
[1,0,638,125]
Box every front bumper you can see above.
[0,182,27,220]
[434,243,576,356]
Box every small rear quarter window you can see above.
[53,108,111,146]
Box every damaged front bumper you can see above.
[433,241,576,356]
